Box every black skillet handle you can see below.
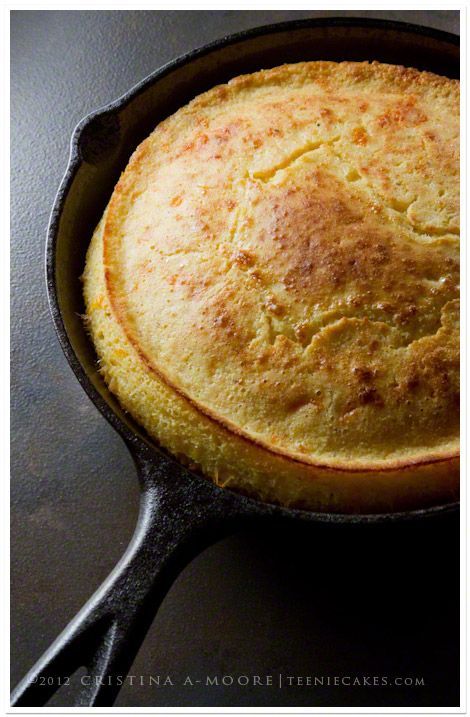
[11,444,245,707]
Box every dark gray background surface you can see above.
[11,10,460,708]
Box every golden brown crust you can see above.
[84,61,459,511]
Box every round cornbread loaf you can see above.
[83,61,459,513]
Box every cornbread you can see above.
[83,61,459,513]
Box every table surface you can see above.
[11,10,460,708]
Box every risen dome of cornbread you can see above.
[83,61,459,513]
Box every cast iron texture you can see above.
[11,16,460,707]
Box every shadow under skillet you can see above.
[113,514,459,707]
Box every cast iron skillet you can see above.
[11,18,459,707]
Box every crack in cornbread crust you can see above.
[84,61,459,510]
[84,218,458,512]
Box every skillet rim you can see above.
[46,16,460,524]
